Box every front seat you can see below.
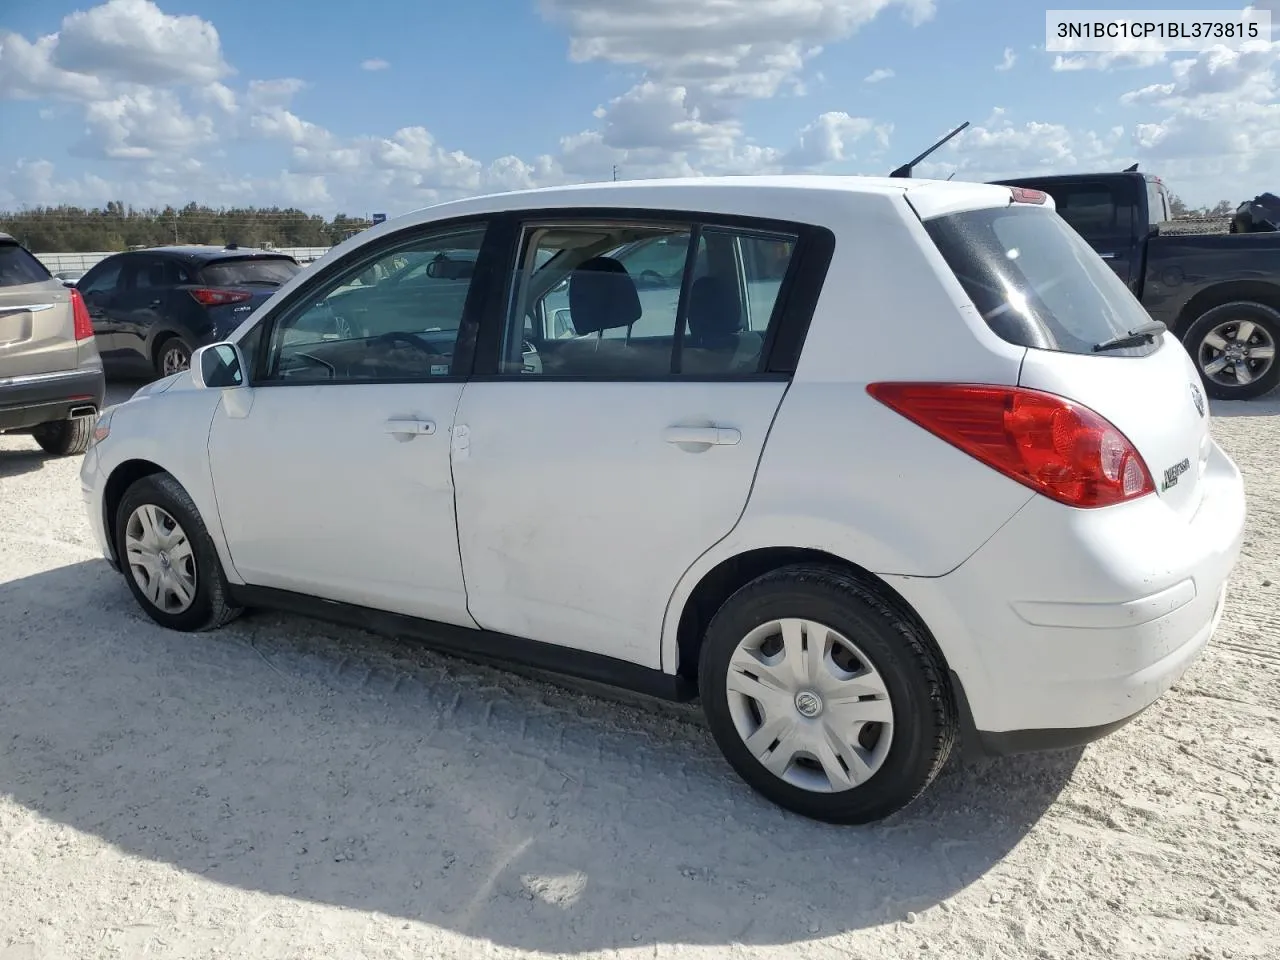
[547,256,644,375]
[685,275,762,373]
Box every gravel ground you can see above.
[0,383,1277,960]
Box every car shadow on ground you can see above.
[0,559,1083,952]
[0,444,51,479]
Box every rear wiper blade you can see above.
[1092,320,1166,353]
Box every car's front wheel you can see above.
[114,472,242,632]
[698,564,956,824]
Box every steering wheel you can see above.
[368,331,441,355]
[639,269,665,288]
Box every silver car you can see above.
[0,234,105,455]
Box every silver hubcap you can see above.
[726,618,894,794]
[124,504,197,614]
[1200,319,1276,387]
[162,345,190,376]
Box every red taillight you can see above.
[1009,186,1047,205]
[189,287,252,306]
[69,288,93,341]
[867,383,1156,509]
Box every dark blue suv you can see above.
[75,245,302,379]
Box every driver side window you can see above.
[258,223,488,385]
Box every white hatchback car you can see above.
[81,176,1246,824]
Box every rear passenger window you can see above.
[501,222,798,378]
[1049,183,1137,240]
[0,242,51,287]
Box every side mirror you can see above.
[192,342,246,389]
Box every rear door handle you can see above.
[664,425,741,446]
[1098,252,1116,260]
[383,418,436,437]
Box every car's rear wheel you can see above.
[1185,301,1280,401]
[698,564,956,824]
[155,336,193,378]
[114,472,242,632]
[31,417,93,456]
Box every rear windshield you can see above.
[200,257,300,287]
[924,204,1157,357]
[0,242,52,287]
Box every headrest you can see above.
[568,256,641,335]
[687,275,742,345]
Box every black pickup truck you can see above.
[993,171,1280,400]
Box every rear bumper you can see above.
[0,366,105,431]
[886,438,1246,749]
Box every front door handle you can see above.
[384,418,436,438]
[1098,252,1116,260]
[664,425,741,446]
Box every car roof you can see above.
[359,175,1016,237]
[117,245,296,262]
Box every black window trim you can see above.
[243,214,501,388]
[470,206,835,383]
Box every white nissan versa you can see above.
[80,176,1246,824]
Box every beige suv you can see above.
[0,234,105,456]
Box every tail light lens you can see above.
[69,288,93,341]
[867,382,1156,508]
[189,287,252,306]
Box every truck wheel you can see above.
[31,417,93,457]
[697,564,956,824]
[1184,301,1280,401]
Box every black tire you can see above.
[1183,301,1280,401]
[114,472,242,632]
[698,564,956,824]
[154,335,193,379]
[31,417,92,456]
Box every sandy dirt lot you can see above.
[0,384,1277,960]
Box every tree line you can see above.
[0,195,1241,253]
[0,202,374,253]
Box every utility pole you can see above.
[173,211,179,244]
[612,165,618,182]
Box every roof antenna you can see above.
[889,121,970,179]
[1123,162,1139,173]
[946,172,956,181]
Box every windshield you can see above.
[200,257,300,287]
[924,204,1158,357]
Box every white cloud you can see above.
[52,0,229,86]
[79,88,218,160]
[360,58,390,71]
[247,78,308,109]
[916,109,1122,181]
[864,67,894,83]
[786,112,883,167]
[198,82,238,115]
[539,0,935,105]
[0,0,926,214]
[996,47,1016,71]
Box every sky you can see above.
[1,0,1278,217]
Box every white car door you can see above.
[207,221,492,627]
[452,215,819,668]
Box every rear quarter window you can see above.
[0,242,52,287]
[924,205,1157,357]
